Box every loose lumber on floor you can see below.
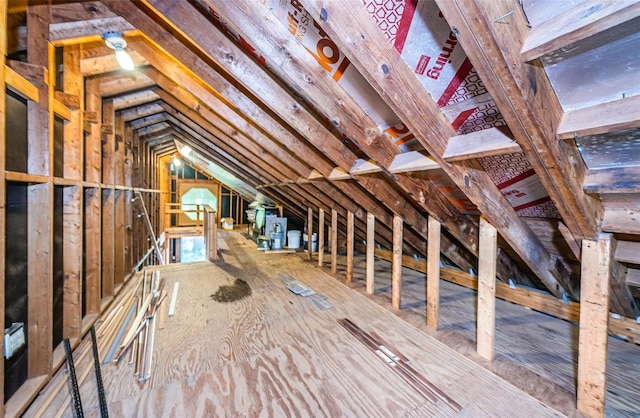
[26,231,565,417]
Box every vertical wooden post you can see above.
[317,208,325,266]
[28,183,53,377]
[0,0,7,403]
[426,216,441,330]
[101,189,115,298]
[366,212,375,294]
[84,188,101,314]
[204,208,218,261]
[391,214,403,309]
[63,187,82,340]
[307,206,313,260]
[63,44,83,181]
[477,217,497,361]
[27,4,53,379]
[346,210,354,283]
[577,234,612,418]
[331,209,338,274]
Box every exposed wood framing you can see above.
[331,208,338,274]
[557,94,640,140]
[302,0,570,298]
[427,216,441,330]
[307,207,313,260]
[434,0,602,242]
[346,210,354,283]
[578,234,613,417]
[392,214,403,309]
[477,217,497,361]
[0,0,6,405]
[318,208,325,267]
[443,127,521,162]
[521,0,640,62]
[366,212,375,295]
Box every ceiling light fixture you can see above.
[179,145,192,157]
[172,156,182,167]
[103,31,135,71]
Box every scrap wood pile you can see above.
[101,268,168,381]
[30,268,168,416]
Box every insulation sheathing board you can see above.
[203,0,559,218]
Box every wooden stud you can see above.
[577,234,613,417]
[115,190,126,285]
[331,209,338,274]
[426,216,441,330]
[28,183,53,378]
[62,44,83,181]
[0,0,6,405]
[307,206,313,260]
[84,187,101,315]
[391,214,403,309]
[101,189,115,298]
[477,217,497,361]
[317,208,325,267]
[366,212,375,295]
[346,210,354,283]
[62,186,82,341]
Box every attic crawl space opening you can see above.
[1,0,640,417]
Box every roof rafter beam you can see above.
[302,0,568,298]
[434,0,601,243]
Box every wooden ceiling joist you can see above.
[49,16,136,46]
[521,0,640,62]
[443,127,521,162]
[583,167,640,194]
[557,94,640,140]
[304,0,571,298]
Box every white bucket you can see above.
[287,230,301,249]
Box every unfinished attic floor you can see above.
[323,252,640,418]
[26,229,565,418]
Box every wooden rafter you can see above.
[435,0,602,242]
[301,0,569,298]
[558,94,640,140]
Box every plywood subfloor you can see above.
[26,229,563,417]
[324,250,640,417]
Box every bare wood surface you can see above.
[477,218,497,361]
[557,93,640,140]
[328,249,640,417]
[31,230,566,417]
[521,0,640,61]
[331,209,338,274]
[366,212,375,295]
[427,216,440,330]
[346,210,354,283]
[443,128,521,162]
[578,235,613,417]
[392,214,403,309]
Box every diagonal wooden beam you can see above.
[301,0,568,298]
[435,0,601,242]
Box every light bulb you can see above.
[115,47,135,71]
[172,156,182,167]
